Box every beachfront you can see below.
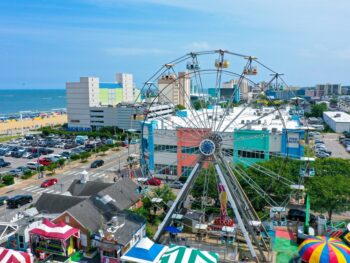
[0,113,67,135]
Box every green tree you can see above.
[307,175,350,221]
[310,103,328,118]
[2,175,14,185]
[191,165,219,200]
[175,104,186,111]
[153,185,176,205]
[80,152,91,162]
[193,100,208,110]
[57,158,66,168]
[47,163,58,175]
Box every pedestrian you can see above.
[138,185,142,194]
[113,177,117,183]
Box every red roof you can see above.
[29,218,79,240]
[0,247,32,263]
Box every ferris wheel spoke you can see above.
[190,55,211,129]
[221,106,248,133]
[215,59,251,133]
[232,164,280,207]
[211,51,226,131]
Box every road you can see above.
[0,145,139,222]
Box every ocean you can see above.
[0,89,66,114]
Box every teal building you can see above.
[233,130,270,165]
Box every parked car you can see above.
[0,196,8,206]
[38,158,52,166]
[27,162,43,170]
[22,151,33,158]
[41,178,58,188]
[168,180,184,189]
[7,169,24,177]
[60,152,71,158]
[287,209,316,223]
[90,160,104,168]
[316,152,330,158]
[11,151,24,158]
[17,166,31,173]
[144,177,161,186]
[0,160,11,168]
[7,195,33,209]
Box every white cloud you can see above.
[102,47,173,56]
[186,41,211,50]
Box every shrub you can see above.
[2,175,14,186]
[22,170,35,180]
[70,154,80,161]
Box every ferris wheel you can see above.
[137,50,312,262]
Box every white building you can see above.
[158,72,190,107]
[67,77,100,131]
[116,73,134,102]
[89,103,174,131]
[323,111,350,133]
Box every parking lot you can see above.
[322,133,350,159]
[0,135,95,175]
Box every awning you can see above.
[160,245,219,263]
[165,226,182,234]
[29,218,80,240]
[0,247,33,263]
[121,237,168,263]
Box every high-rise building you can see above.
[66,77,99,131]
[316,84,341,97]
[157,71,190,107]
[116,73,134,102]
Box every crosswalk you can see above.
[21,170,109,195]
[22,185,61,195]
[62,170,107,178]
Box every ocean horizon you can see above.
[0,89,66,114]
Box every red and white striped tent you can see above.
[29,218,80,240]
[0,247,33,263]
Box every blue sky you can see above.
[1,0,350,89]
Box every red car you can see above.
[38,158,51,166]
[41,178,58,188]
[144,177,161,186]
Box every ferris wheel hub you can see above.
[199,133,223,156]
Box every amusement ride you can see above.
[134,50,316,262]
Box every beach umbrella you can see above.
[160,245,219,263]
[298,236,350,263]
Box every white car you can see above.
[26,162,43,170]
[346,146,350,153]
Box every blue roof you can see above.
[123,238,166,262]
[99,82,123,89]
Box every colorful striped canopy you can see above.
[160,245,219,263]
[299,236,350,263]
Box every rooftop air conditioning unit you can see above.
[272,128,277,133]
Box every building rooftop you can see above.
[324,111,350,122]
[149,106,300,132]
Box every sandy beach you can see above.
[0,113,67,135]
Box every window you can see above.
[154,164,177,175]
[65,215,70,223]
[181,166,193,177]
[237,150,265,159]
[154,144,177,153]
[181,146,199,154]
[71,120,80,123]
